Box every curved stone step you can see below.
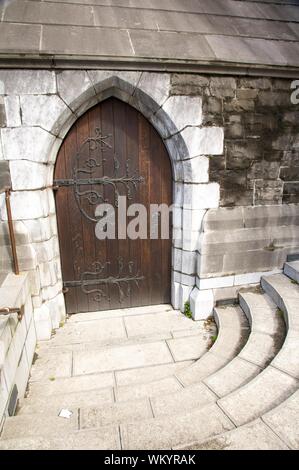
[177,389,299,450]
[261,273,299,331]
[176,306,250,386]
[120,403,234,450]
[260,273,299,378]
[262,389,299,450]
[215,274,299,427]
[204,291,286,397]
[217,366,298,427]
[175,419,289,450]
[284,261,299,284]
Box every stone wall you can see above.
[0,272,36,428]
[171,74,299,207]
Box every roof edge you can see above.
[0,55,299,78]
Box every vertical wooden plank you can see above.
[54,143,77,314]
[138,113,151,306]
[125,102,142,308]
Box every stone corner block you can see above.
[56,70,96,114]
[33,304,53,341]
[180,126,224,159]
[190,286,214,320]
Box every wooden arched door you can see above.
[54,98,172,314]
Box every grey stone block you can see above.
[5,0,94,26]
[0,161,11,192]
[0,70,56,95]
[0,23,41,54]
[0,97,6,128]
[42,25,132,57]
[130,30,215,61]
[203,207,244,231]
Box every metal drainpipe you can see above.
[4,187,19,275]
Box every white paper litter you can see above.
[58,408,73,419]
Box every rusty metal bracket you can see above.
[0,306,24,321]
[5,187,19,275]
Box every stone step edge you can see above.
[261,274,297,331]
[175,306,250,385]
[284,261,299,283]
[5,364,297,440]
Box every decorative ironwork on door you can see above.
[54,127,145,305]
[64,257,145,304]
[54,128,144,222]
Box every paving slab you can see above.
[120,403,233,450]
[1,412,78,439]
[80,399,153,429]
[263,390,299,450]
[178,419,288,450]
[204,357,261,398]
[51,317,127,345]
[115,377,182,402]
[0,426,121,450]
[124,311,204,337]
[218,366,298,426]
[29,351,72,381]
[115,361,193,387]
[36,331,173,355]
[19,387,114,415]
[73,341,173,375]
[151,382,216,418]
[167,335,208,361]
[28,372,115,397]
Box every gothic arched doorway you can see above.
[54,98,172,314]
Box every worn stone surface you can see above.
[263,390,299,449]
[167,335,208,362]
[80,399,152,429]
[121,404,233,450]
[182,419,288,450]
[218,367,298,426]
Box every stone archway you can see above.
[1,69,223,338]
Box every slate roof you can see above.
[0,0,299,75]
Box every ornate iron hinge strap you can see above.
[54,127,144,222]
[64,258,145,303]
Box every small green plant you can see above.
[184,301,192,319]
[291,279,298,285]
[208,334,218,349]
[49,376,56,381]
[276,308,284,317]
